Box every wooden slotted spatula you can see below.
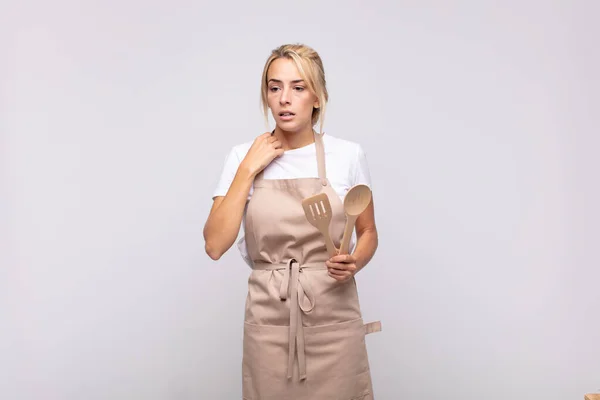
[302,192,338,257]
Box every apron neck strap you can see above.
[314,132,328,186]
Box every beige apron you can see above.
[242,132,381,400]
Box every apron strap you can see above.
[364,321,382,335]
[253,260,323,381]
[314,132,328,186]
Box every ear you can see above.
[313,93,320,109]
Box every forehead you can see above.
[267,58,303,81]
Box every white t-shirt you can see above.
[212,134,372,265]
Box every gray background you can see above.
[2,0,599,399]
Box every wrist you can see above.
[238,162,258,180]
[353,253,366,272]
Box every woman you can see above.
[203,43,381,399]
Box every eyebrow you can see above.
[267,79,305,84]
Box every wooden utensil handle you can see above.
[322,229,338,257]
[339,215,357,255]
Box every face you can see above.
[266,58,319,132]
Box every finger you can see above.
[271,140,282,149]
[331,254,353,263]
[326,260,345,267]
[325,261,340,269]
[327,262,356,271]
[328,268,348,276]
[326,261,347,270]
[329,255,343,263]
[327,269,344,278]
[328,270,351,281]
[328,265,353,275]
[338,265,356,273]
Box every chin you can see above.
[278,120,310,133]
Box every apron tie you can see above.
[281,259,317,380]
[254,259,323,380]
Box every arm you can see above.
[203,165,255,260]
[351,197,378,272]
[326,198,378,281]
[326,143,378,280]
[203,132,283,260]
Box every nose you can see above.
[279,87,291,106]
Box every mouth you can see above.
[279,111,295,121]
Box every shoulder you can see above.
[232,140,254,158]
[320,133,372,195]
[221,140,253,164]
[322,134,366,161]
[323,134,361,151]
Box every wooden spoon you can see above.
[339,184,372,254]
[302,192,337,257]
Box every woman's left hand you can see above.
[326,253,358,282]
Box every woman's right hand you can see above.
[240,132,284,177]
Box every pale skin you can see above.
[203,58,378,281]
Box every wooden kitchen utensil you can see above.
[302,192,337,257]
[339,184,372,255]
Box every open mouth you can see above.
[279,112,295,117]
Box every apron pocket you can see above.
[304,318,373,399]
[242,318,374,400]
[242,322,290,400]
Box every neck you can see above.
[274,125,315,151]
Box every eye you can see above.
[269,86,280,92]
[294,86,305,92]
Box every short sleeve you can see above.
[212,147,241,199]
[353,144,373,190]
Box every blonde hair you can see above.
[260,43,329,134]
